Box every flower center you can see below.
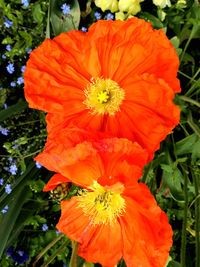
[77,181,125,225]
[84,78,125,115]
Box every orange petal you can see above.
[43,173,69,192]
[87,18,180,92]
[109,73,180,153]
[120,183,172,267]
[57,198,122,267]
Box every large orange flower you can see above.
[24,17,180,154]
[35,127,149,187]
[53,163,172,267]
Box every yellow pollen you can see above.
[77,181,126,225]
[84,78,125,115]
[97,90,110,103]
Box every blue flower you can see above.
[17,77,24,85]
[4,103,8,109]
[4,18,13,28]
[105,13,114,20]
[42,223,48,231]
[0,126,9,136]
[0,178,4,186]
[1,205,9,214]
[7,247,29,264]
[2,54,6,59]
[10,81,16,87]
[25,48,32,54]
[9,164,18,175]
[6,44,12,51]
[56,230,60,235]
[94,11,102,20]
[35,162,42,169]
[5,184,12,194]
[21,0,29,7]
[21,65,26,73]
[6,63,15,74]
[81,26,87,32]
[61,3,70,15]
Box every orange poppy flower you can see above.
[35,127,149,187]
[55,170,172,267]
[24,17,180,154]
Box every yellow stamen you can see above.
[77,181,126,225]
[84,78,125,115]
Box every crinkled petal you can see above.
[57,198,122,267]
[120,183,173,267]
[35,128,148,186]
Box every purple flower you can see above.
[0,178,4,186]
[105,13,114,20]
[7,247,29,264]
[35,162,42,169]
[9,163,18,175]
[61,3,70,15]
[0,126,9,136]
[4,18,13,28]
[94,11,102,20]
[17,77,24,85]
[4,103,8,109]
[81,26,87,32]
[21,65,26,73]
[2,205,9,214]
[6,63,15,74]
[21,0,29,7]
[10,81,16,87]
[2,54,6,59]
[6,44,12,51]
[25,48,32,54]
[5,184,12,194]
[42,224,48,231]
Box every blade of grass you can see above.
[0,99,27,122]
[0,185,32,257]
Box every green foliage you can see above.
[0,0,200,266]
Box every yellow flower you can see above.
[115,11,126,20]
[118,0,141,15]
[153,0,171,8]
[94,0,118,12]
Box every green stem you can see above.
[32,234,64,266]
[180,25,198,63]
[187,113,200,138]
[180,165,188,267]
[190,67,200,84]
[178,70,194,81]
[179,95,200,108]
[192,166,200,267]
[70,241,78,267]
[46,0,51,38]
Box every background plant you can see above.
[0,0,199,266]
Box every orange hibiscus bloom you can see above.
[53,163,172,267]
[35,127,149,187]
[24,17,180,154]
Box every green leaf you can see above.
[161,163,184,201]
[50,0,80,36]
[0,99,27,123]
[175,134,199,156]
[0,186,32,257]
[0,162,40,210]
[32,3,44,24]
[140,12,163,28]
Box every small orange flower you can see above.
[24,17,180,154]
[35,127,149,187]
[56,172,172,267]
